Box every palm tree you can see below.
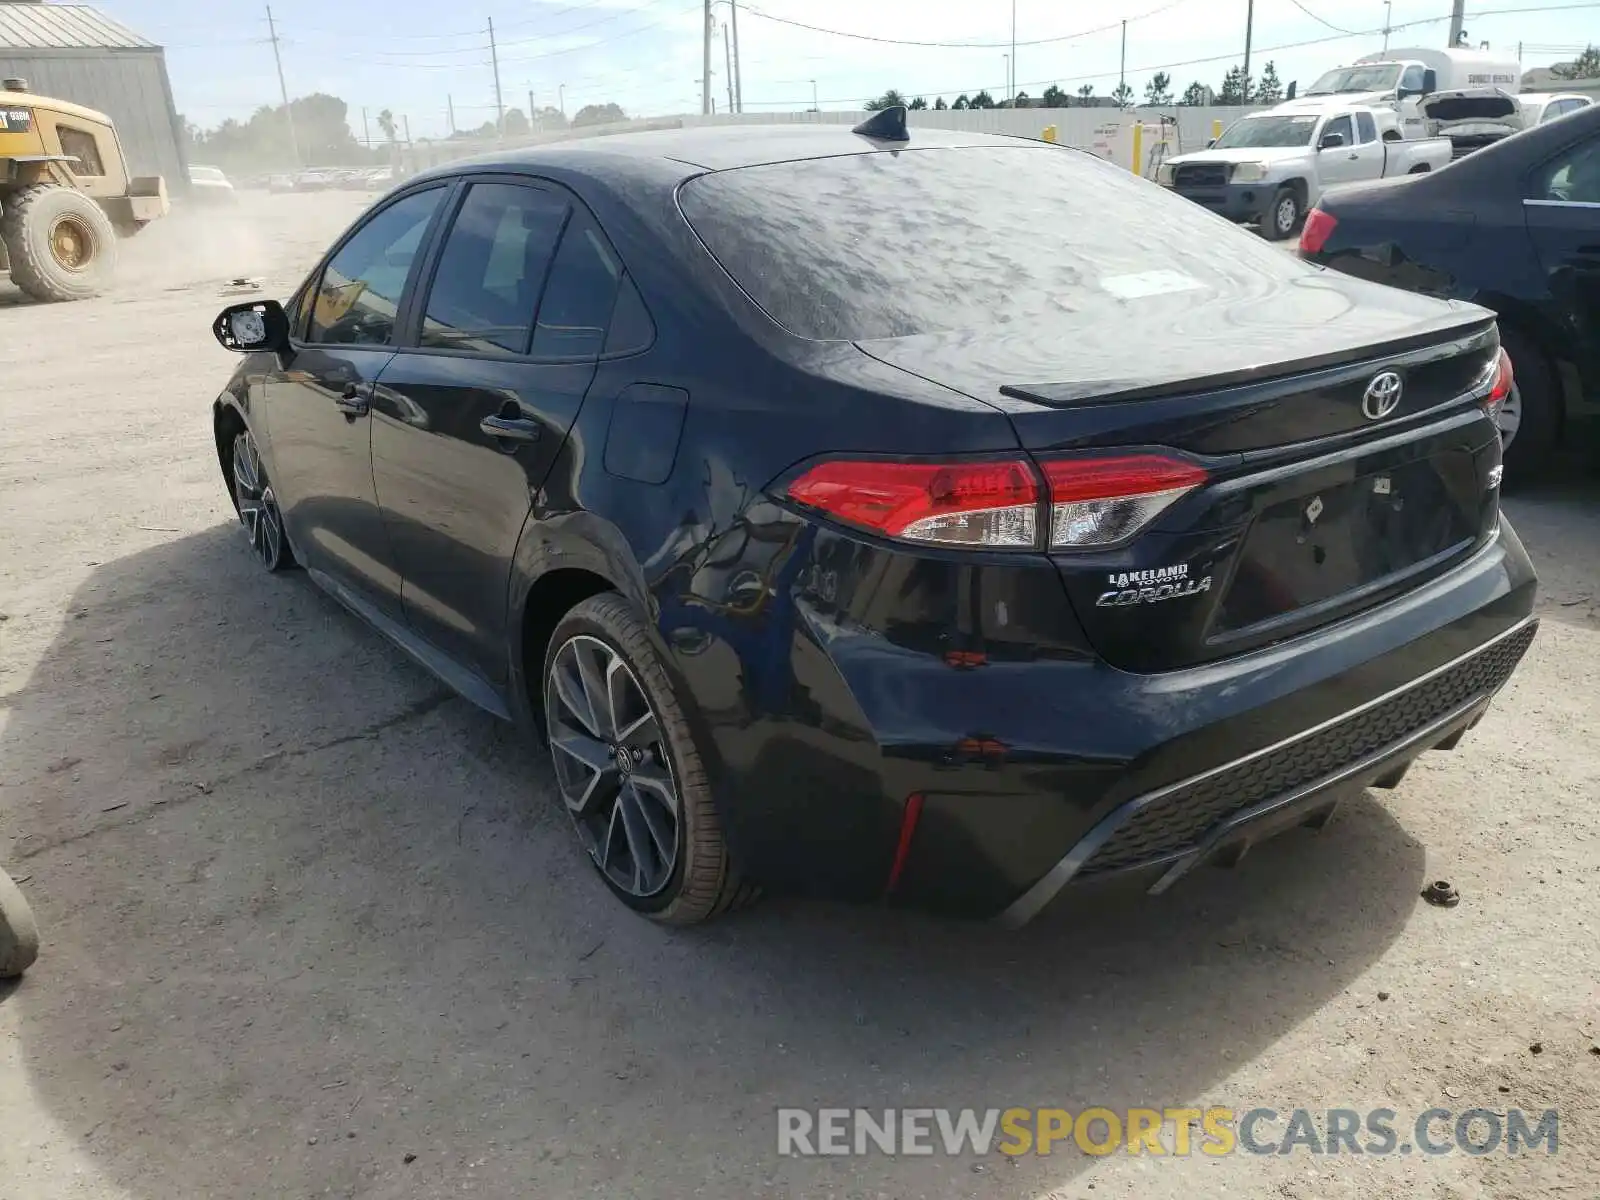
[377,109,397,142]
[864,89,908,111]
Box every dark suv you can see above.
[209,120,1537,925]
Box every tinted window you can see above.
[1533,136,1600,203]
[57,127,105,176]
[530,213,622,359]
[419,182,568,354]
[603,275,655,356]
[1356,112,1377,143]
[306,187,444,345]
[1321,115,1354,146]
[1399,64,1427,93]
[679,146,1307,341]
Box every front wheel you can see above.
[1262,186,1301,240]
[0,184,120,302]
[231,430,295,571]
[542,594,753,924]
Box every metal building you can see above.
[0,2,186,190]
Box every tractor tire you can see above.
[1,184,119,302]
[0,869,39,979]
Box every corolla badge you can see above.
[1362,371,1404,420]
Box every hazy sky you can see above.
[101,0,1598,140]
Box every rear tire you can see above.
[1262,186,1301,240]
[542,594,754,924]
[1496,325,1561,483]
[0,184,119,302]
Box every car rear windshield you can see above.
[678,145,1304,341]
[1212,115,1320,148]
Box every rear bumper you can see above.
[685,516,1537,919]
[1167,181,1275,221]
[998,613,1534,925]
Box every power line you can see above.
[1285,0,1359,35]
[735,0,1600,105]
[737,0,1193,50]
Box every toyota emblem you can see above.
[1362,371,1403,420]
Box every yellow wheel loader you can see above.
[0,77,169,302]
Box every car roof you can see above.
[412,122,1041,182]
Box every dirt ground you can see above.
[1,191,1598,1200]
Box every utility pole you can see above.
[702,0,714,114]
[361,105,371,149]
[1119,20,1127,100]
[1382,0,1392,52]
[723,24,736,115]
[402,114,412,146]
[729,0,744,112]
[447,93,456,135]
[1243,0,1254,87]
[1011,0,1017,104]
[265,5,300,167]
[1447,0,1466,47]
[488,17,505,135]
[528,89,536,128]
[559,84,566,118]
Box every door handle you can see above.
[334,382,371,416]
[480,413,542,443]
[1348,153,1359,160]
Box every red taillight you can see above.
[783,453,1207,550]
[1040,454,1208,548]
[1299,207,1338,255]
[1484,347,1514,421]
[784,458,1039,547]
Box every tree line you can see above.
[183,94,631,172]
[864,61,1288,112]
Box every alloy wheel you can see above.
[1275,196,1298,237]
[545,634,681,898]
[232,430,288,570]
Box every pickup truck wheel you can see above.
[1263,187,1301,240]
[1496,326,1560,484]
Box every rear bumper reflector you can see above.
[884,793,926,896]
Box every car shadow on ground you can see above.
[1,523,1430,1198]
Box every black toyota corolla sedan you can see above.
[209,113,1537,926]
[1299,101,1600,479]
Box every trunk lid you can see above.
[856,283,1504,672]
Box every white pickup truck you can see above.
[1156,105,1454,239]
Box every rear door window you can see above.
[530,212,623,359]
[678,145,1306,341]
[418,182,569,354]
[305,186,446,345]
[1532,135,1600,202]
[1356,112,1378,143]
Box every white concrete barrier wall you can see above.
[403,105,1270,178]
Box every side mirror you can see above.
[1421,68,1438,96]
[1286,81,1298,100]
[1206,138,1216,148]
[213,299,289,353]
[1319,132,1346,150]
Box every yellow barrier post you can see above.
[1131,123,1143,174]
[1212,118,1223,141]
[1041,124,1058,144]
